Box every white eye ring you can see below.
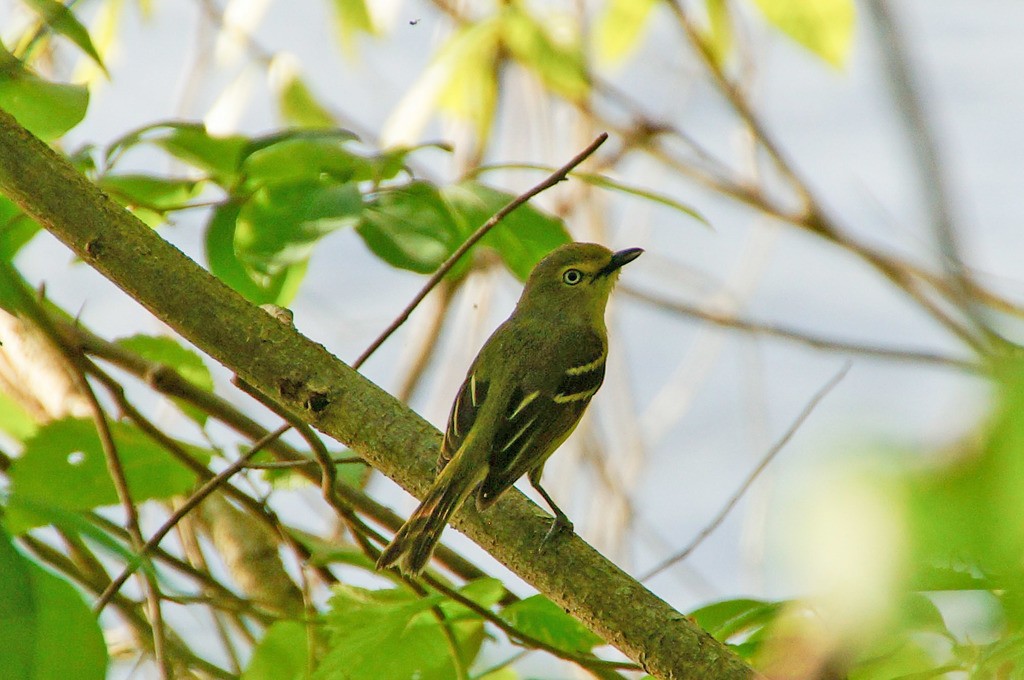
[562,268,583,285]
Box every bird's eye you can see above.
[562,268,583,285]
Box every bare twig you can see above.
[352,132,609,369]
[866,0,987,338]
[640,363,850,581]
[622,284,979,372]
[421,573,640,676]
[94,425,289,613]
[0,269,173,679]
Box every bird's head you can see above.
[516,242,643,322]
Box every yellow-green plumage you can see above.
[376,242,642,576]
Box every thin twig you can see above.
[242,457,364,469]
[352,132,609,369]
[866,0,987,339]
[421,573,639,676]
[233,376,380,560]
[69,320,494,585]
[94,424,289,613]
[0,270,173,679]
[640,363,850,581]
[622,284,979,372]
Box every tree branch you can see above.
[0,108,754,679]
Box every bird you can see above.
[375,242,643,576]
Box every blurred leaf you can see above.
[435,20,502,143]
[276,72,336,129]
[593,0,659,65]
[0,526,108,680]
[689,598,782,641]
[703,0,733,68]
[20,0,107,71]
[243,621,309,680]
[357,182,462,275]
[0,196,40,260]
[2,496,144,570]
[500,5,589,101]
[330,0,376,56]
[106,122,248,184]
[236,180,361,296]
[314,585,453,680]
[241,133,361,187]
[500,594,603,654]
[98,174,203,227]
[205,177,359,306]
[0,389,37,440]
[5,418,210,532]
[116,334,213,425]
[205,201,268,303]
[847,634,946,680]
[441,180,571,280]
[905,362,1024,580]
[751,0,855,68]
[0,46,88,140]
[73,0,126,84]
[440,577,506,616]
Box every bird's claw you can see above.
[538,514,574,551]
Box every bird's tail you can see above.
[376,452,485,576]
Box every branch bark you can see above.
[0,107,754,679]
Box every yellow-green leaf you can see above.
[751,0,855,68]
[703,0,733,68]
[435,20,503,143]
[20,0,107,72]
[330,0,375,57]
[499,6,589,101]
[593,0,659,65]
[276,71,336,129]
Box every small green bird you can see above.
[376,242,643,575]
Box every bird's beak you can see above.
[599,247,644,277]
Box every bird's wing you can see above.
[437,369,489,472]
[476,329,607,507]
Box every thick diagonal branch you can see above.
[0,108,754,680]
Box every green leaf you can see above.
[0,47,88,140]
[243,621,309,680]
[205,201,269,303]
[156,124,249,183]
[97,174,203,227]
[241,133,360,187]
[0,389,38,440]
[314,585,454,680]
[499,594,603,654]
[107,122,248,184]
[434,19,503,142]
[703,0,734,68]
[357,182,462,274]
[0,196,41,260]
[116,334,213,425]
[0,527,108,680]
[5,418,210,533]
[276,72,336,129]
[688,598,782,641]
[751,0,855,68]
[441,180,571,280]
[593,0,659,65]
[20,0,107,71]
[499,6,589,100]
[329,0,376,56]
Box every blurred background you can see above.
[2,0,1022,677]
